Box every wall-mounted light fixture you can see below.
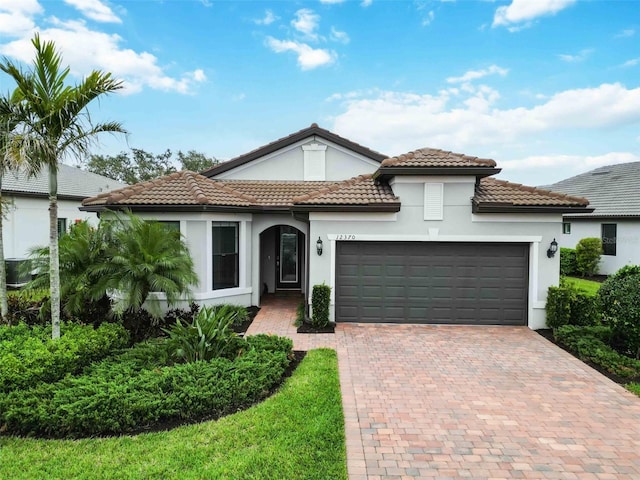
[316,236,323,256]
[547,238,558,258]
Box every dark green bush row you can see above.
[311,284,331,328]
[546,282,600,329]
[0,334,292,438]
[554,325,640,378]
[0,323,129,393]
[559,248,577,276]
[598,265,640,359]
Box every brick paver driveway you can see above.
[339,325,640,480]
[249,297,640,479]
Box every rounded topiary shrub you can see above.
[598,265,640,359]
[575,237,602,277]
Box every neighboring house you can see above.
[545,162,640,275]
[2,164,127,261]
[82,124,591,329]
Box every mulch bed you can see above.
[297,322,335,334]
[536,329,640,386]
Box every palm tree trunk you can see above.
[0,175,7,323]
[49,164,60,339]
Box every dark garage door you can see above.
[335,242,529,325]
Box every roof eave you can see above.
[291,203,401,213]
[374,166,502,180]
[562,213,640,220]
[472,202,594,214]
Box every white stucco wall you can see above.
[558,218,640,275]
[3,195,98,259]
[214,137,380,181]
[307,176,562,329]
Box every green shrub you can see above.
[559,248,577,276]
[598,266,640,359]
[311,284,331,328]
[295,301,306,327]
[554,325,640,378]
[164,305,240,362]
[0,335,292,438]
[0,323,129,393]
[546,281,600,328]
[575,237,602,277]
[5,290,48,326]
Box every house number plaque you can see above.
[335,234,356,240]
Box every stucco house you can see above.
[2,164,126,283]
[82,124,591,329]
[545,161,640,275]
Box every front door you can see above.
[276,226,301,289]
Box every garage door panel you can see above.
[336,241,528,325]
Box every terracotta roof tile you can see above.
[293,174,399,205]
[83,171,255,207]
[475,178,590,207]
[381,148,497,168]
[219,180,333,206]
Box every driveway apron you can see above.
[249,299,640,479]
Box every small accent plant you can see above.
[311,284,331,328]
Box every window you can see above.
[212,222,239,290]
[601,223,617,256]
[562,222,571,234]
[159,221,180,233]
[57,218,67,239]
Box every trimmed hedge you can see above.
[598,265,640,359]
[311,284,331,328]
[575,237,602,277]
[559,248,577,276]
[0,323,129,393]
[554,325,640,378]
[0,334,292,438]
[546,282,600,329]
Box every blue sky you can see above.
[0,0,639,185]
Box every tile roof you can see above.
[474,178,590,209]
[293,174,399,205]
[83,171,255,207]
[543,161,640,217]
[82,171,397,210]
[3,164,126,199]
[202,123,388,177]
[380,148,498,168]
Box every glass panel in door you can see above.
[280,227,298,284]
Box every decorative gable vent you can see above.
[302,142,327,181]
[424,182,444,220]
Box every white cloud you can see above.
[320,0,346,3]
[501,152,640,173]
[493,0,576,29]
[330,27,350,44]
[361,0,373,6]
[446,65,508,84]
[615,28,635,38]
[63,0,121,23]
[254,9,277,26]
[0,18,206,95]
[422,10,435,26]
[622,58,640,68]
[0,0,42,36]
[291,8,320,40]
[557,48,593,63]
[266,37,336,70]
[330,83,640,155]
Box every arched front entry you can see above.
[260,225,306,295]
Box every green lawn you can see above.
[563,276,602,297]
[0,349,346,480]
[627,383,640,397]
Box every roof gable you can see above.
[201,123,387,178]
[545,161,640,217]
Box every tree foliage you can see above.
[83,148,217,184]
[0,34,125,338]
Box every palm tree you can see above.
[0,34,125,338]
[92,214,198,318]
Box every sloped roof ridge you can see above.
[381,147,497,168]
[292,174,374,203]
[482,177,589,205]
